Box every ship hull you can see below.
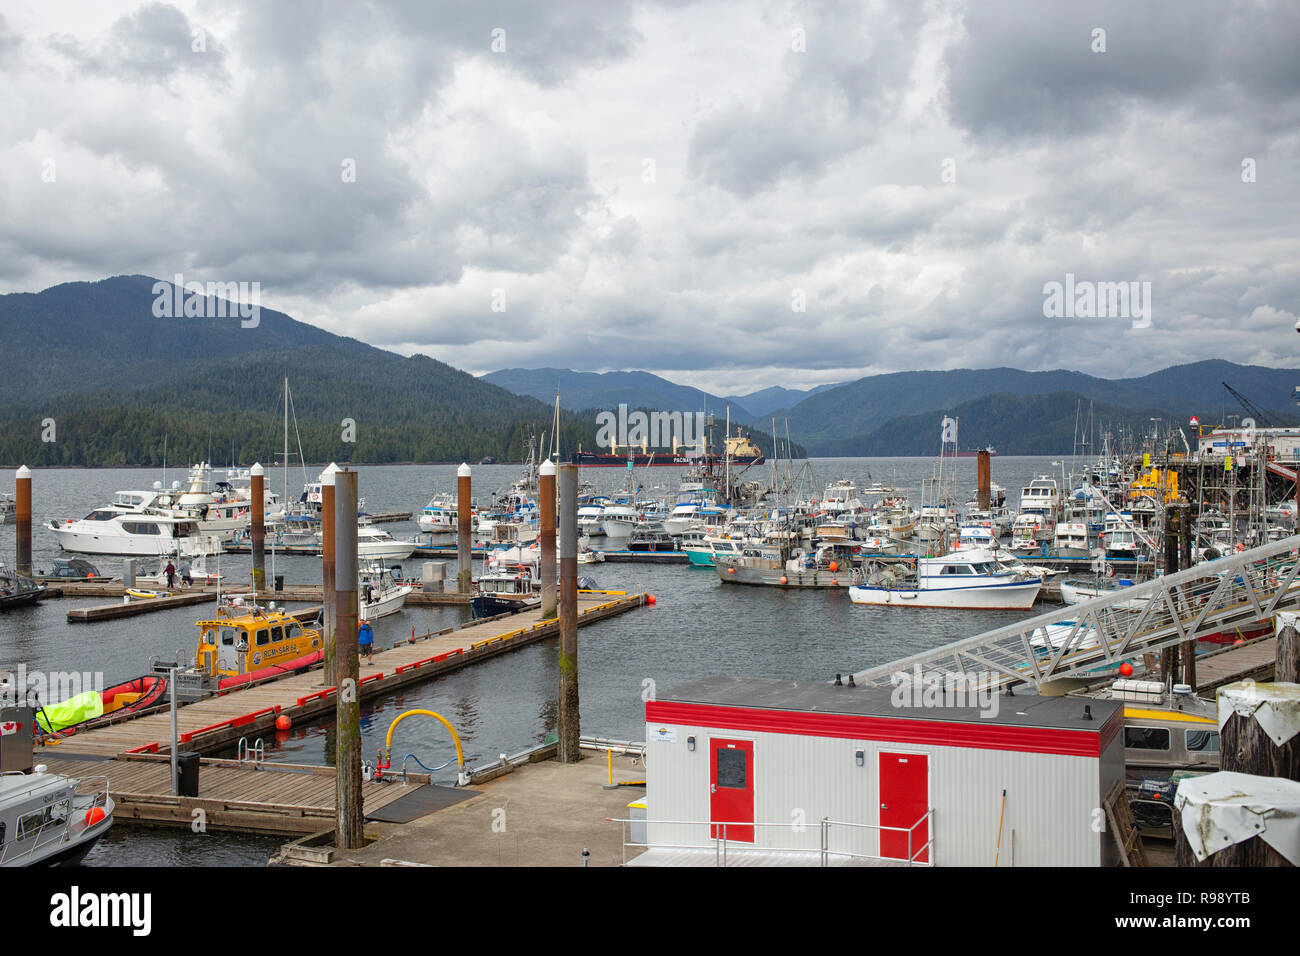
[574,453,764,468]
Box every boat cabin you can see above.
[195,602,322,678]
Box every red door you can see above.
[879,751,929,862]
[709,738,754,843]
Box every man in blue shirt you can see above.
[358,620,375,663]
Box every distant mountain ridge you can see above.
[484,360,1300,456]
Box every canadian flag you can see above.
[0,721,22,736]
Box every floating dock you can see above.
[39,592,647,760]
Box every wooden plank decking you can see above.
[41,755,421,834]
[38,592,645,760]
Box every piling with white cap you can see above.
[457,463,472,594]
[540,458,557,618]
[249,462,265,592]
[321,463,339,682]
[15,465,31,577]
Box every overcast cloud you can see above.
[1,0,1297,394]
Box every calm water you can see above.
[1,457,1067,865]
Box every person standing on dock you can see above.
[179,560,192,587]
[358,619,374,663]
[164,560,176,589]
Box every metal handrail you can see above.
[611,810,934,866]
[853,535,1300,690]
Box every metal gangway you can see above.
[852,535,1300,691]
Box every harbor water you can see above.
[1,457,1067,864]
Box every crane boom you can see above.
[1222,381,1273,427]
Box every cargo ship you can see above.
[573,428,765,468]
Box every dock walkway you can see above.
[39,592,646,760]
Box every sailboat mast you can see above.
[283,377,289,511]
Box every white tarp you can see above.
[1217,681,1300,746]
[1175,771,1300,865]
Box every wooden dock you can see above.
[39,754,420,834]
[1194,635,1279,692]
[39,592,646,760]
[67,590,216,622]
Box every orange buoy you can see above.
[831,579,838,586]
[728,567,736,575]
[275,715,291,731]
[646,594,657,605]
[779,576,788,585]
[828,561,839,572]
[1119,661,1134,677]
[84,806,106,826]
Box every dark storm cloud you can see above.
[1,0,1298,391]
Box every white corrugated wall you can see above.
[645,720,1105,866]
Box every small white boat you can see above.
[0,768,114,866]
[357,525,417,560]
[849,549,1041,609]
[360,564,412,620]
[417,496,460,533]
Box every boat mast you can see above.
[283,376,289,512]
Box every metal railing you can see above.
[0,773,109,866]
[853,535,1300,691]
[610,810,933,867]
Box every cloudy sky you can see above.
[1,0,1297,394]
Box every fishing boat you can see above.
[0,492,14,525]
[0,561,50,611]
[471,562,540,617]
[848,549,1041,609]
[417,495,460,533]
[360,563,412,621]
[0,768,113,866]
[682,534,746,568]
[716,542,856,588]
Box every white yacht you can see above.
[849,549,1042,610]
[49,508,222,557]
[357,525,417,561]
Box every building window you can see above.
[1124,727,1170,751]
[716,748,747,789]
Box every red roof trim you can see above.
[646,700,1103,757]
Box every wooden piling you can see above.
[976,450,990,512]
[250,462,265,593]
[15,465,31,577]
[321,466,337,683]
[558,462,580,763]
[540,458,557,619]
[457,463,472,594]
[333,468,363,849]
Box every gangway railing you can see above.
[610,811,933,867]
[852,535,1300,691]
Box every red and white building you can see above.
[637,677,1125,866]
